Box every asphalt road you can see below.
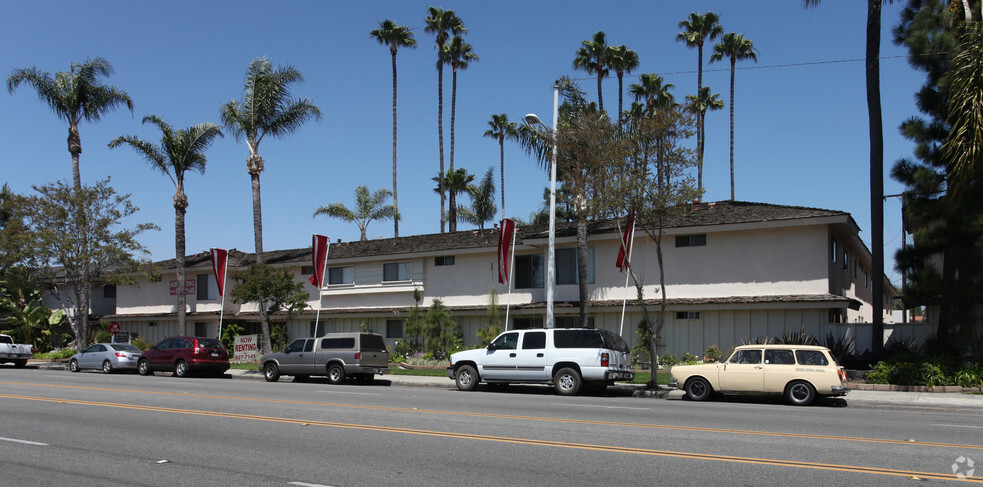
[2,368,981,486]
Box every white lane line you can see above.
[289,482,335,487]
[0,436,48,446]
[553,403,650,411]
[931,423,983,429]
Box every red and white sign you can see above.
[169,280,196,296]
[108,322,121,334]
[233,334,259,363]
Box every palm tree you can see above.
[686,86,724,197]
[425,7,466,233]
[313,185,397,242]
[7,56,133,348]
[371,20,416,238]
[573,31,611,113]
[109,116,223,335]
[677,12,724,189]
[220,57,321,354]
[7,57,133,191]
[710,33,758,201]
[432,167,474,229]
[482,113,519,219]
[629,73,676,115]
[457,167,497,230]
[443,36,478,232]
[607,45,640,126]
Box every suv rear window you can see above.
[553,329,629,352]
[196,338,224,349]
[360,334,386,351]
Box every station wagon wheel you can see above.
[554,367,582,396]
[102,360,113,374]
[327,364,346,384]
[174,360,189,378]
[785,380,816,406]
[138,359,152,376]
[263,363,280,382]
[69,359,80,373]
[455,365,479,391]
[685,377,713,401]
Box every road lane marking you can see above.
[289,482,335,487]
[2,393,980,484]
[932,423,983,429]
[553,403,650,410]
[0,436,48,446]
[315,390,380,396]
[3,381,982,451]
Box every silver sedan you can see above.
[69,343,143,373]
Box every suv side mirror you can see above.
[487,343,497,351]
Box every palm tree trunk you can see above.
[391,51,399,238]
[175,192,187,336]
[617,73,624,126]
[449,67,458,232]
[697,45,704,199]
[499,137,505,220]
[729,57,736,201]
[70,130,89,347]
[251,171,264,260]
[867,0,884,353]
[577,218,590,327]
[596,73,604,113]
[438,63,446,233]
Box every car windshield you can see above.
[109,344,141,352]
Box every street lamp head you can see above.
[524,113,543,126]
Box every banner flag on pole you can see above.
[616,210,635,272]
[498,218,516,284]
[210,248,228,296]
[309,234,329,287]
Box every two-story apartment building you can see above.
[100,201,903,356]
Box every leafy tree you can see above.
[229,263,309,354]
[573,31,611,113]
[443,35,478,232]
[314,185,396,241]
[371,20,417,238]
[109,115,223,335]
[6,57,133,191]
[423,298,460,359]
[457,167,497,230]
[710,33,758,200]
[21,178,157,348]
[220,57,321,349]
[425,7,466,233]
[432,168,474,229]
[0,283,54,352]
[685,86,724,196]
[607,44,639,125]
[482,113,520,218]
[0,184,32,290]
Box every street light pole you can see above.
[524,80,560,328]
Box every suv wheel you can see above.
[263,363,280,382]
[174,360,189,378]
[455,365,479,391]
[327,364,346,384]
[554,367,582,396]
[138,359,152,376]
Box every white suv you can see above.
[446,328,634,395]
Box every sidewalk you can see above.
[28,360,983,410]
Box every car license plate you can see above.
[211,352,218,357]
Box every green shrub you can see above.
[33,349,76,360]
[704,345,722,362]
[658,353,679,369]
[681,353,700,365]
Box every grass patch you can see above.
[230,363,259,370]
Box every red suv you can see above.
[138,336,230,377]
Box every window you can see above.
[149,321,157,327]
[843,249,849,271]
[522,331,546,349]
[795,350,829,366]
[765,349,795,365]
[284,339,306,353]
[387,319,404,338]
[864,269,869,288]
[675,311,701,320]
[383,262,410,282]
[675,234,707,247]
[434,256,455,266]
[512,317,543,330]
[328,266,354,285]
[103,285,116,298]
[197,274,214,300]
[556,247,595,285]
[828,309,844,323]
[301,265,315,275]
[490,332,519,350]
[831,238,838,263]
[514,254,544,289]
[554,315,593,328]
[321,337,356,349]
[194,322,208,337]
[729,349,762,364]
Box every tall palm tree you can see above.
[573,31,611,113]
[457,167,497,230]
[432,167,474,229]
[109,116,223,335]
[607,45,639,126]
[220,57,321,354]
[314,186,396,242]
[444,35,478,232]
[629,73,676,115]
[425,7,466,233]
[686,86,724,197]
[803,0,888,352]
[371,20,416,239]
[710,33,758,201]
[482,113,519,219]
[7,56,132,348]
[677,12,723,191]
[7,57,133,191]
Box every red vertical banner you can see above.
[210,248,228,296]
[498,218,516,284]
[616,210,634,272]
[310,234,329,287]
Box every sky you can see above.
[1,1,924,289]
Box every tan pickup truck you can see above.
[260,332,389,384]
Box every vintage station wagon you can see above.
[669,344,848,406]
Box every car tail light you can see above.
[601,353,609,367]
[838,369,847,382]
[354,352,361,360]
[115,352,127,358]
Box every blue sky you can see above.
[2,1,922,288]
